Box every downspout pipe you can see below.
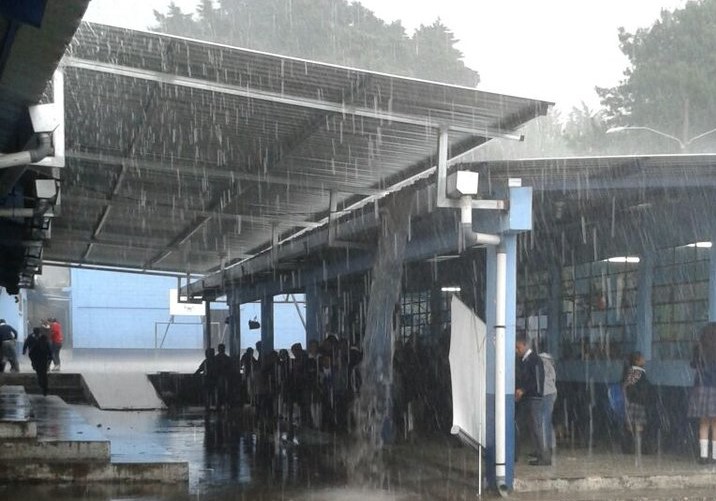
[0,133,53,169]
[460,193,507,492]
[460,195,501,248]
[438,124,505,491]
[495,245,508,492]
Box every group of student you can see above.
[196,336,363,435]
[614,323,716,464]
[515,332,558,466]
[517,322,716,466]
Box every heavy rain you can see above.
[2,0,716,500]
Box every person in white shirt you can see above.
[538,347,558,456]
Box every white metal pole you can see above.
[52,68,65,167]
[478,444,483,497]
[495,248,507,488]
[437,128,451,208]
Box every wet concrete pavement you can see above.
[1,404,715,500]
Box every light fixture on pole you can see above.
[606,125,716,150]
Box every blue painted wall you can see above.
[70,269,209,349]
[0,287,23,340]
[69,269,304,350]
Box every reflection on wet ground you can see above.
[0,406,714,500]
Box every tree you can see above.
[562,103,609,155]
[153,2,199,37]
[597,0,716,150]
[411,20,479,87]
[151,0,479,87]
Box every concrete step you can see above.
[0,386,37,439]
[0,373,95,405]
[0,386,188,484]
[0,459,188,484]
[0,388,110,461]
[0,438,110,462]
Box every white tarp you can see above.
[449,295,487,446]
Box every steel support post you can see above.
[710,241,716,322]
[261,295,275,355]
[547,261,562,358]
[204,300,212,350]
[484,245,497,487]
[227,290,241,356]
[636,252,654,360]
[305,284,324,344]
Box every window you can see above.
[517,268,549,350]
[652,245,709,360]
[400,291,431,345]
[560,260,638,360]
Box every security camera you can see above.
[447,171,479,199]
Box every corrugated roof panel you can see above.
[47,22,552,273]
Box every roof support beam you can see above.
[66,150,381,197]
[144,214,211,268]
[64,57,514,138]
[68,186,323,229]
[82,78,162,261]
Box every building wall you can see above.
[0,287,24,340]
[69,269,305,351]
[70,269,208,349]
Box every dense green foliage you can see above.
[153,0,479,87]
[597,0,716,147]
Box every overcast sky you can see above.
[84,0,687,111]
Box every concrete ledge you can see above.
[0,420,37,439]
[0,439,110,462]
[0,459,188,484]
[514,472,716,493]
[110,461,189,483]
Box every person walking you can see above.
[214,344,232,410]
[516,332,549,466]
[29,333,52,396]
[195,348,218,411]
[23,327,40,357]
[688,323,716,464]
[539,346,558,458]
[48,318,63,371]
[0,319,19,372]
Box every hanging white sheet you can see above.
[449,295,487,446]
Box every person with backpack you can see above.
[622,351,650,457]
[29,333,52,396]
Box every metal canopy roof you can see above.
[467,154,716,266]
[47,22,551,276]
[185,153,716,300]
